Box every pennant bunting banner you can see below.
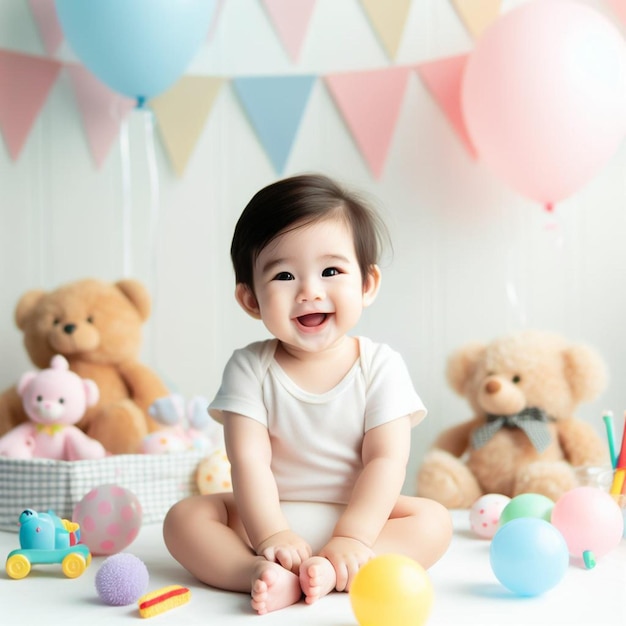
[0,50,61,159]
[232,75,316,173]
[151,76,225,177]
[261,0,318,63]
[359,0,412,60]
[0,0,501,175]
[325,67,411,178]
[450,0,501,40]
[66,64,136,168]
[416,54,476,158]
[27,0,64,56]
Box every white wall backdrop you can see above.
[1,0,625,493]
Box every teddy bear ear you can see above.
[15,290,46,330]
[562,343,608,404]
[83,379,100,407]
[50,355,69,371]
[17,371,37,396]
[446,342,486,396]
[114,279,151,321]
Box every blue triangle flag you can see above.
[233,75,316,173]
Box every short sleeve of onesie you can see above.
[208,340,277,425]
[360,338,427,430]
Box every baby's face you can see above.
[250,217,375,355]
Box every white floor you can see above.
[1,510,624,626]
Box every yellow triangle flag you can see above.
[451,0,501,40]
[359,0,412,60]
[151,76,224,177]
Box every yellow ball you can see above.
[349,555,433,626]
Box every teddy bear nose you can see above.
[63,323,77,335]
[485,379,501,394]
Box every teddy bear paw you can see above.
[417,449,482,508]
[514,461,578,502]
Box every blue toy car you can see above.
[5,509,92,579]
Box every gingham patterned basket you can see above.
[0,451,204,531]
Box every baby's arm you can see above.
[318,415,411,590]
[224,412,312,573]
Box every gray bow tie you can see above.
[471,407,553,453]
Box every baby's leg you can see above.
[163,494,302,614]
[374,495,453,568]
[299,556,337,604]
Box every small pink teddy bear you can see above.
[0,355,106,460]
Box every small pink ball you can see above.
[73,484,142,556]
[551,486,624,567]
[470,494,511,539]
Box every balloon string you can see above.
[503,200,527,329]
[143,106,161,368]
[119,116,133,277]
[35,124,47,285]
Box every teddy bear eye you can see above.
[86,316,94,324]
[36,395,42,402]
[53,318,60,325]
[512,375,521,383]
[58,398,65,404]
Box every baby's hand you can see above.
[318,536,375,592]
[256,530,312,574]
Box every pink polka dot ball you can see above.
[73,484,142,556]
[470,494,511,539]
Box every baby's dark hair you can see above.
[230,174,389,289]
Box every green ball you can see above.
[499,493,554,526]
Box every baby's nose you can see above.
[297,279,324,302]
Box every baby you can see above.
[163,174,452,614]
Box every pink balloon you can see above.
[462,0,626,209]
[551,486,624,568]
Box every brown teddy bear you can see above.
[0,278,168,454]
[416,330,609,508]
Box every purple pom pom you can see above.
[95,553,149,606]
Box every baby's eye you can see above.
[273,271,294,281]
[322,267,340,277]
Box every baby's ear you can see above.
[362,265,381,307]
[235,283,262,320]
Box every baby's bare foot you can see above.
[250,560,302,615]
[299,556,337,605]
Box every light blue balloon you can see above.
[490,518,569,596]
[55,0,216,103]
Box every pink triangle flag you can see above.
[66,65,136,168]
[27,0,64,56]
[606,0,626,24]
[325,67,411,178]
[416,54,476,158]
[0,50,61,160]
[262,0,317,62]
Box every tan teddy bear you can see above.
[0,278,168,454]
[416,330,609,508]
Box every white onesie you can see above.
[209,336,426,505]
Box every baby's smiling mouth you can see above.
[296,313,328,327]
